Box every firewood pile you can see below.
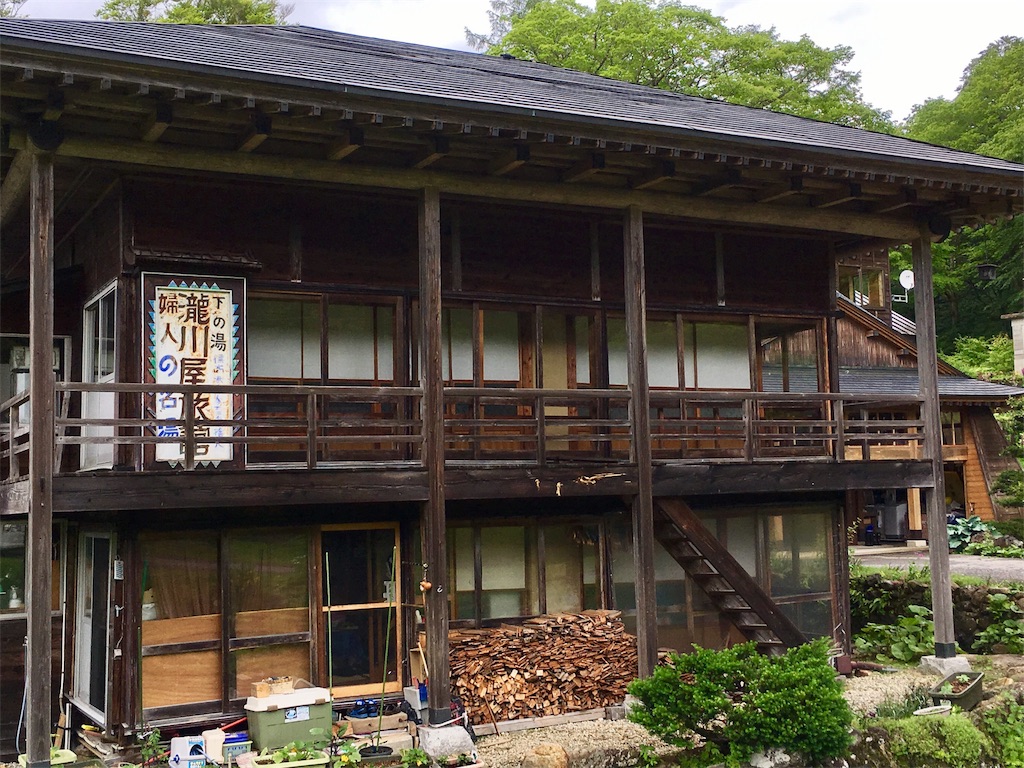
[449,610,638,724]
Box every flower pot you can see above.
[253,750,330,768]
[929,671,984,711]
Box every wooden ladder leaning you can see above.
[654,497,806,655]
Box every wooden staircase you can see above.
[654,498,806,655]
[966,406,1022,520]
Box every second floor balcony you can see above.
[1,381,928,481]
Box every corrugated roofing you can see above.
[762,366,1024,400]
[2,19,1023,178]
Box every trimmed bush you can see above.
[627,638,851,767]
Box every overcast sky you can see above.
[14,0,1023,121]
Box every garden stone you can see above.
[419,725,475,764]
[919,655,971,676]
[521,743,568,768]
[748,749,792,767]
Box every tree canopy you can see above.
[0,0,26,17]
[473,0,893,130]
[96,0,291,24]
[898,37,1024,351]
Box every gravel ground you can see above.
[474,663,984,768]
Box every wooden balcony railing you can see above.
[1,383,927,481]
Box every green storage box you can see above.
[245,686,332,750]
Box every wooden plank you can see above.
[0,150,32,227]
[26,150,55,768]
[9,130,928,239]
[418,187,451,722]
[912,231,955,658]
[623,205,656,677]
[652,459,934,496]
[50,469,431,512]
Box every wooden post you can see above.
[912,231,955,657]
[418,188,451,722]
[26,151,55,768]
[623,205,657,677]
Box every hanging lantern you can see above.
[977,263,998,281]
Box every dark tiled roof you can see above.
[2,19,1023,178]
[762,366,1024,400]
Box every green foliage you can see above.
[0,0,26,17]
[487,0,892,130]
[962,539,1024,558]
[96,0,291,23]
[947,515,990,552]
[261,742,325,764]
[941,335,1016,378]
[138,727,163,767]
[853,604,936,662]
[992,516,1024,540]
[896,38,1024,351]
[996,398,1024,460]
[635,745,659,768]
[980,691,1024,768]
[871,685,932,720]
[972,593,1024,653]
[627,639,851,766]
[399,748,431,768]
[873,713,992,768]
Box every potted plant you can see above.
[399,748,431,768]
[254,741,330,768]
[929,670,985,711]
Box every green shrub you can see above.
[854,604,937,662]
[947,515,991,552]
[973,593,1024,653]
[627,639,851,767]
[874,713,992,768]
[991,518,1024,540]
[980,691,1024,768]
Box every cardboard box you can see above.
[245,686,332,750]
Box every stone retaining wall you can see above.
[851,573,1024,649]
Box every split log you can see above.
[448,610,638,724]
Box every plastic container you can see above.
[245,686,332,750]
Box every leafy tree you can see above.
[940,335,1015,379]
[465,0,539,51]
[0,0,27,17]
[96,0,292,23]
[482,0,892,130]
[898,37,1024,352]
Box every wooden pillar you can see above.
[26,151,55,768]
[623,205,657,677]
[912,230,955,657]
[418,188,451,722]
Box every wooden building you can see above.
[1,19,1022,762]
[829,296,1024,539]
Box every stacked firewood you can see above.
[448,610,638,724]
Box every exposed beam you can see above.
[488,143,530,176]
[237,112,271,152]
[692,166,742,196]
[872,187,919,214]
[409,134,450,169]
[9,129,928,240]
[755,175,804,203]
[815,182,863,209]
[629,160,676,191]
[41,89,64,122]
[0,149,32,226]
[326,125,364,161]
[140,102,173,143]
[562,152,605,183]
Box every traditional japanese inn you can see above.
[1,18,1022,764]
